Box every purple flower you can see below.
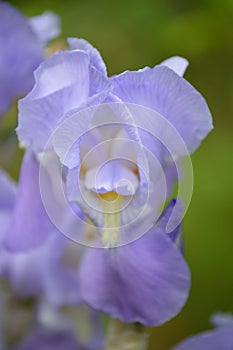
[14,38,213,244]
[0,2,60,116]
[171,313,233,350]
[7,39,213,325]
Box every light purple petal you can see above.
[28,11,60,44]
[79,202,190,326]
[160,56,189,77]
[0,2,44,115]
[17,51,112,153]
[3,151,55,252]
[171,326,233,350]
[111,65,213,153]
[68,37,107,75]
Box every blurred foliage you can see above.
[1,0,233,349]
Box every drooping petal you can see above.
[17,50,112,153]
[3,151,55,251]
[0,2,44,115]
[68,37,107,75]
[28,11,60,44]
[79,201,190,326]
[160,56,189,77]
[111,65,213,154]
[171,325,233,350]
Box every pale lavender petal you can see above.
[111,65,213,153]
[0,2,44,115]
[28,11,60,44]
[171,326,233,350]
[160,56,189,77]
[79,202,190,326]
[3,151,55,251]
[17,51,112,153]
[68,37,107,75]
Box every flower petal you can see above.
[171,326,233,350]
[79,202,190,326]
[160,56,189,77]
[111,65,213,153]
[85,159,139,195]
[17,50,112,154]
[68,37,107,75]
[3,151,55,252]
[0,2,44,115]
[28,11,60,44]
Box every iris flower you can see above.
[4,38,213,325]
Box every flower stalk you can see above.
[105,319,148,350]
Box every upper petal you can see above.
[160,56,189,77]
[68,37,107,75]
[111,65,213,153]
[17,50,112,153]
[28,11,61,44]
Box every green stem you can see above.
[105,318,148,350]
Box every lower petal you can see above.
[79,215,190,326]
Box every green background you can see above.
[1,1,233,349]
